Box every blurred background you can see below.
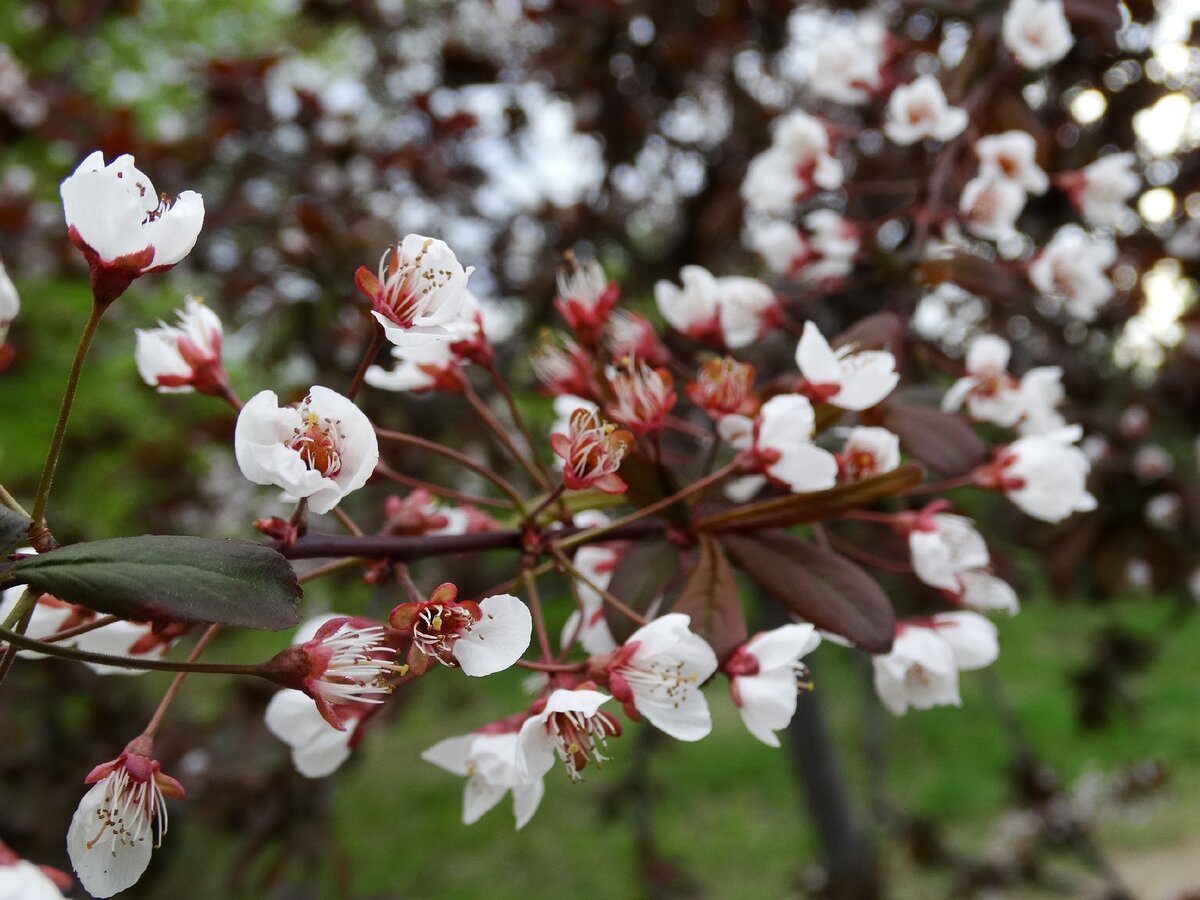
[1,0,1199,897]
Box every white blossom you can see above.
[993,425,1097,522]
[0,857,67,899]
[234,385,378,514]
[654,266,778,349]
[720,394,839,494]
[516,688,621,781]
[942,334,1024,427]
[839,426,901,481]
[727,624,821,747]
[804,210,860,282]
[0,258,18,347]
[1072,153,1139,229]
[134,296,224,394]
[358,234,473,347]
[422,732,544,829]
[795,321,899,410]
[805,15,889,106]
[960,174,1027,242]
[1003,0,1073,69]
[909,514,990,593]
[976,131,1049,196]
[1029,226,1117,321]
[872,612,999,715]
[264,689,358,778]
[884,77,968,145]
[741,111,842,215]
[606,614,718,741]
[748,220,808,276]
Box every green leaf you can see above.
[4,535,302,630]
[695,463,924,533]
[0,507,32,557]
[722,530,895,653]
[672,534,746,662]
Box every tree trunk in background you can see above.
[760,592,881,900]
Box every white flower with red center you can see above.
[748,220,811,277]
[907,511,991,593]
[264,688,365,778]
[803,210,861,282]
[725,623,821,747]
[364,335,464,394]
[389,583,532,678]
[741,111,843,215]
[686,356,758,420]
[554,256,619,348]
[884,76,968,145]
[605,358,677,436]
[59,152,204,307]
[720,394,839,497]
[872,612,999,715]
[805,15,889,106]
[600,613,718,741]
[981,425,1097,522]
[975,131,1049,196]
[714,276,782,347]
[0,258,19,354]
[838,426,901,481]
[1060,153,1139,230]
[550,406,633,494]
[134,296,228,396]
[1028,226,1117,321]
[958,571,1020,616]
[516,687,622,782]
[604,309,669,367]
[266,615,400,728]
[941,334,1023,427]
[1003,0,1073,70]
[959,173,1028,242]
[531,336,597,400]
[422,730,544,829]
[0,844,70,899]
[795,321,899,411]
[654,265,723,344]
[354,234,473,347]
[234,385,378,515]
[66,738,184,899]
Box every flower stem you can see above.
[549,543,647,627]
[462,379,554,491]
[515,658,586,674]
[0,623,267,677]
[374,461,513,510]
[40,614,120,644]
[142,624,222,738]
[346,324,386,401]
[521,564,551,662]
[375,427,528,512]
[30,302,105,530]
[0,484,28,518]
[486,363,554,485]
[0,589,37,687]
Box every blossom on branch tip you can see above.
[600,613,718,741]
[1061,154,1139,230]
[389,583,532,677]
[884,76,968,145]
[233,385,378,514]
[66,739,184,898]
[960,174,1027,242]
[422,730,544,829]
[976,131,1049,196]
[554,256,618,347]
[516,687,622,782]
[605,358,677,435]
[725,624,821,747]
[982,425,1097,522]
[59,151,204,307]
[720,394,838,496]
[872,612,999,715]
[656,266,780,349]
[941,334,1023,427]
[355,234,473,347]
[838,426,900,481]
[531,335,597,400]
[1028,226,1117,321]
[1003,0,1073,70]
[135,296,227,396]
[264,688,363,778]
[551,406,633,494]
[795,321,899,411]
[604,309,669,367]
[686,356,758,420]
[805,15,890,105]
[741,111,843,214]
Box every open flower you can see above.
[0,845,69,899]
[135,296,228,396]
[0,258,19,357]
[60,151,204,307]
[66,738,184,899]
[884,76,967,145]
[554,256,618,348]
[605,309,669,367]
[654,266,779,349]
[795,321,899,411]
[601,613,718,741]
[960,173,1027,242]
[551,406,633,494]
[984,425,1097,522]
[806,15,889,105]
[605,358,677,435]
[872,612,999,715]
[422,730,544,829]
[531,335,597,400]
[908,513,990,593]
[720,394,839,496]
[355,234,473,347]
[234,385,378,514]
[941,334,1023,426]
[803,210,861,282]
[516,687,622,781]
[389,583,532,677]
[265,616,400,728]
[686,356,757,420]
[748,221,810,277]
[1029,226,1117,321]
[1061,153,1139,229]
[976,131,1049,196]
[1003,0,1073,69]
[725,624,821,747]
[838,426,901,481]
[741,111,843,214]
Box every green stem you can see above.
[30,302,106,528]
[0,623,266,677]
[0,484,28,518]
